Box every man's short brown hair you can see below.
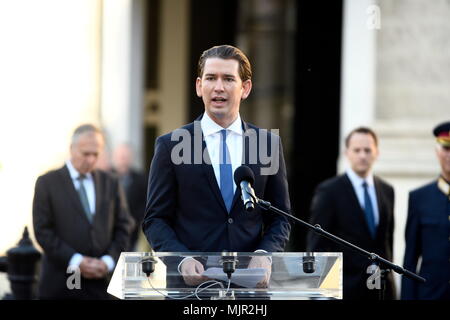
[197,45,252,82]
[345,127,379,148]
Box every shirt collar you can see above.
[346,167,374,188]
[66,160,93,181]
[201,112,243,137]
[437,176,450,197]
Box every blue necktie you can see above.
[219,129,233,212]
[362,181,376,238]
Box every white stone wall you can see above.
[342,0,450,296]
[376,0,450,121]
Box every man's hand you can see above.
[248,256,272,288]
[91,258,109,278]
[180,258,209,286]
[79,257,108,279]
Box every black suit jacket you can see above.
[306,173,396,300]
[142,116,291,255]
[32,165,134,299]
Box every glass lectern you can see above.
[107,252,342,300]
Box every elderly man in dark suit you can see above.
[143,45,291,287]
[33,124,134,299]
[307,127,396,300]
[401,121,450,300]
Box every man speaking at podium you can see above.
[142,45,291,287]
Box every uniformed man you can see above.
[401,121,450,300]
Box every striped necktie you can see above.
[77,174,92,223]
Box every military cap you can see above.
[433,121,450,147]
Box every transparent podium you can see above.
[107,252,342,300]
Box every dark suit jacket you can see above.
[142,116,291,256]
[306,173,396,300]
[32,165,134,299]
[401,180,450,300]
[113,169,148,251]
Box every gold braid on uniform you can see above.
[437,176,450,199]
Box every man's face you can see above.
[70,132,104,175]
[436,144,450,180]
[345,133,379,177]
[113,144,132,175]
[196,57,252,126]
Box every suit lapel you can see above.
[342,174,373,236]
[374,177,387,238]
[230,121,260,212]
[200,137,229,214]
[91,170,102,225]
[187,118,227,214]
[342,174,362,210]
[59,165,91,223]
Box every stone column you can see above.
[100,0,146,169]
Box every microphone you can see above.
[302,252,315,274]
[141,254,157,277]
[221,252,238,279]
[233,165,256,212]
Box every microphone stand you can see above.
[250,194,426,299]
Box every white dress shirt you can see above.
[66,160,115,272]
[66,160,96,214]
[345,168,380,226]
[177,113,269,273]
[201,112,243,193]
